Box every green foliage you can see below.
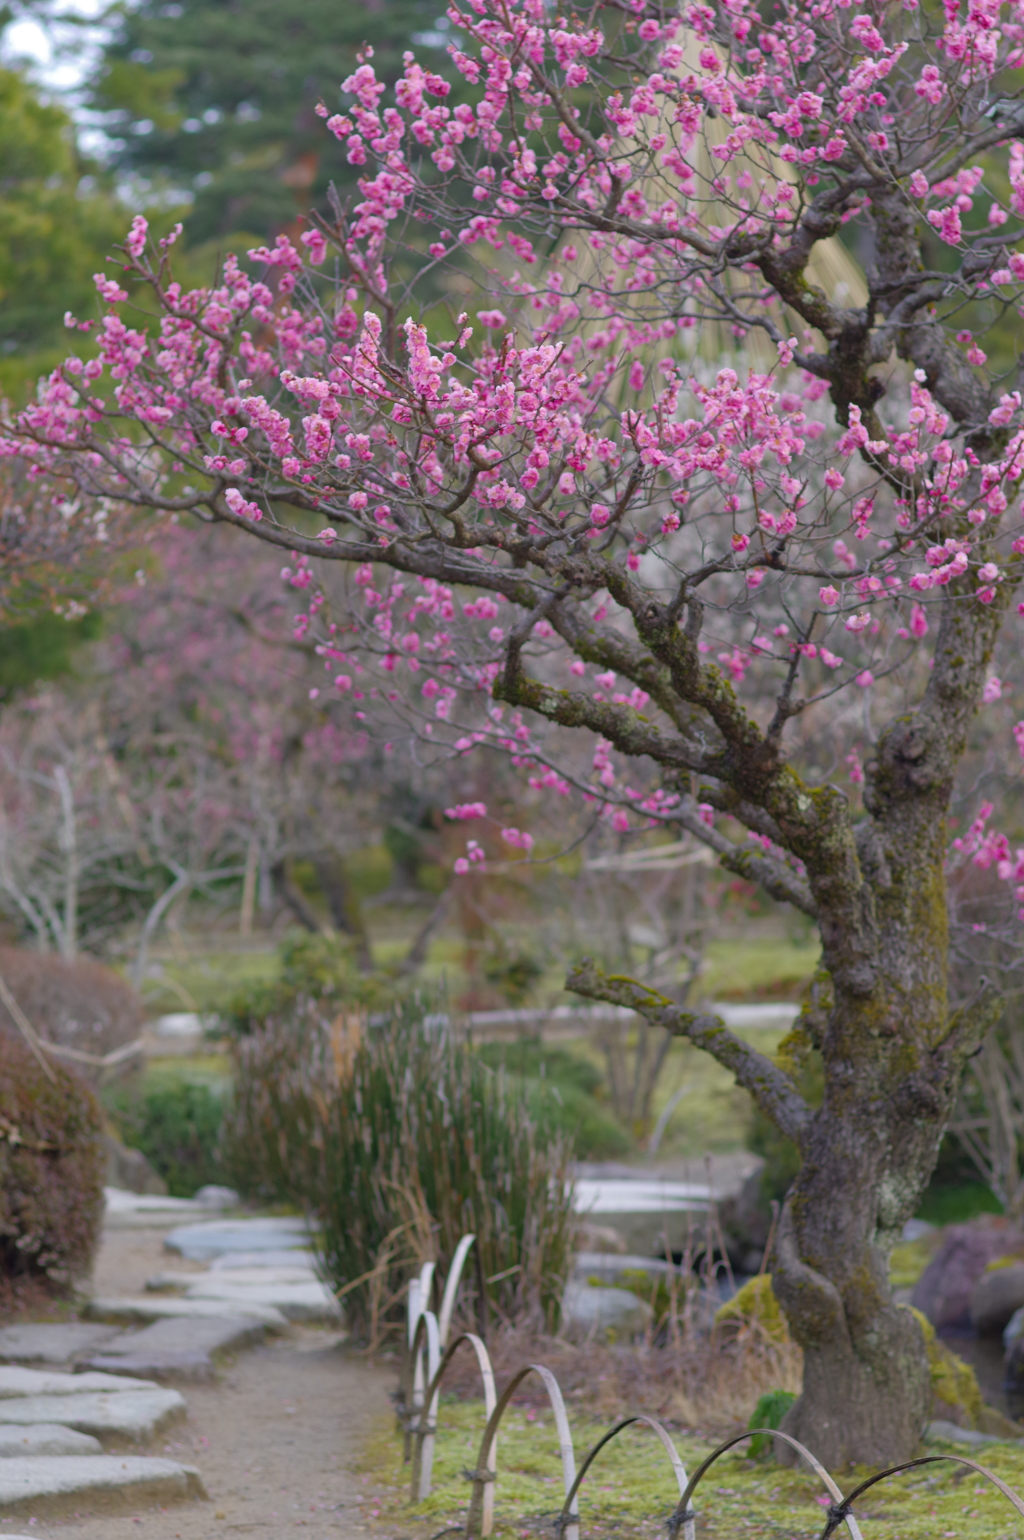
[475,1040,633,1159]
[0,68,122,356]
[747,1389,798,1459]
[86,0,453,244]
[223,932,393,1034]
[108,1081,226,1198]
[0,1032,104,1290]
[223,994,578,1334]
[915,1180,1003,1226]
[482,943,545,1005]
[0,609,102,701]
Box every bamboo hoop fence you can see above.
[397,1234,1024,1540]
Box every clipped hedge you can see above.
[0,1031,105,1292]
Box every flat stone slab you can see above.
[0,1425,102,1457]
[147,1266,317,1291]
[0,1368,160,1399]
[103,1188,208,1230]
[84,1296,287,1328]
[180,1278,340,1323]
[209,1248,313,1271]
[0,1389,185,1442]
[0,1456,205,1516]
[0,1326,121,1365]
[163,1217,309,1261]
[82,1315,269,1383]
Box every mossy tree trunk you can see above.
[566,584,1007,1468]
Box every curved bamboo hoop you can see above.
[670,1428,865,1540]
[465,1363,579,1540]
[556,1415,691,1540]
[408,1261,436,1345]
[438,1234,476,1348]
[412,1330,498,1532]
[408,1309,441,1471]
[815,1451,1024,1539]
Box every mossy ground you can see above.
[360,1398,1024,1540]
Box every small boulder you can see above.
[561,1282,652,1339]
[971,1259,1024,1335]
[911,1217,1024,1329]
[715,1274,790,1345]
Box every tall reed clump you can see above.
[224,995,578,1340]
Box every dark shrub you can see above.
[109,1082,226,1198]
[0,1032,104,1292]
[0,946,143,1087]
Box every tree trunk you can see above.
[773,649,1003,1466]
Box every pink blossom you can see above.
[819,585,839,606]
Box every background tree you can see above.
[14,0,1024,1467]
[0,65,122,393]
[78,0,450,245]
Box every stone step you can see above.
[84,1296,287,1328]
[179,1278,340,1323]
[0,1456,206,1517]
[0,1326,121,1366]
[82,1315,271,1384]
[0,1368,161,1399]
[147,1267,317,1290]
[0,1426,103,1458]
[163,1217,309,1262]
[0,1389,185,1443]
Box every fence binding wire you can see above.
[400,1234,1024,1540]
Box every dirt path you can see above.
[0,1227,395,1540]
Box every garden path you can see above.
[0,1219,393,1540]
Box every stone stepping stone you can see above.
[147,1266,317,1291]
[209,1248,313,1271]
[163,1217,309,1261]
[0,1386,185,1444]
[0,1325,121,1366]
[180,1277,341,1323]
[82,1315,270,1384]
[85,1296,287,1327]
[103,1189,208,1230]
[0,1455,205,1517]
[0,1369,160,1399]
[0,1425,102,1457]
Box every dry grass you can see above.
[437,1313,801,1438]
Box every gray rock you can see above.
[0,1425,102,1457]
[193,1185,240,1209]
[1004,1304,1024,1347]
[163,1217,309,1261]
[0,1368,160,1399]
[924,1420,1000,1447]
[0,1326,120,1366]
[0,1456,205,1516]
[911,1218,1024,1328]
[0,1389,185,1442]
[561,1282,653,1339]
[104,1135,167,1197]
[574,1252,671,1284]
[82,1315,269,1383]
[84,1296,287,1327]
[180,1278,340,1323]
[972,1262,1024,1335]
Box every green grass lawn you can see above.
[362,1397,1024,1540]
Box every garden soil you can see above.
[0,1227,395,1540]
